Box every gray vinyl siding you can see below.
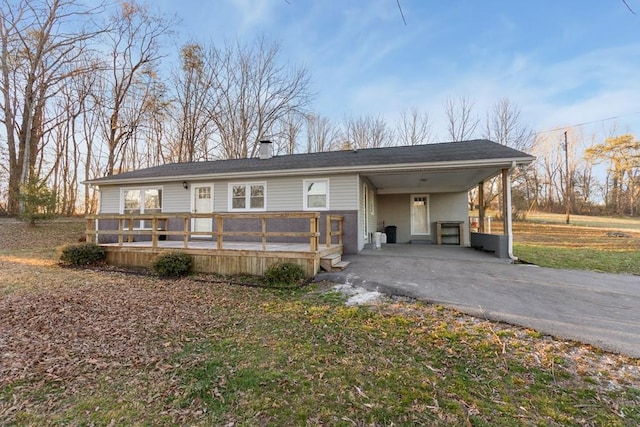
[213,183,227,212]
[329,175,359,211]
[97,174,359,214]
[162,182,190,212]
[268,177,303,210]
[98,186,120,213]
[211,174,358,212]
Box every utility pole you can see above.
[564,131,570,224]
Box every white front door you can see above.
[411,194,430,235]
[192,185,213,236]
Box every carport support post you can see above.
[501,167,515,259]
[478,181,485,233]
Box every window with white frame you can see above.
[229,182,266,211]
[303,179,329,210]
[121,187,162,228]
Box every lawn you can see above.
[513,212,640,275]
[0,218,639,425]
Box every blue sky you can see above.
[155,0,640,142]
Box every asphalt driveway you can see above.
[317,245,640,358]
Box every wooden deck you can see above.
[86,212,344,277]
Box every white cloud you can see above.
[227,0,275,33]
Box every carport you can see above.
[364,163,522,258]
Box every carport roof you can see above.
[86,139,534,185]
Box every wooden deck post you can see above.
[151,217,158,248]
[127,218,134,243]
[326,214,331,248]
[310,215,318,251]
[478,181,485,233]
[261,217,267,250]
[183,216,189,247]
[217,216,223,250]
[85,218,95,243]
[118,218,124,246]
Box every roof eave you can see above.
[84,156,535,186]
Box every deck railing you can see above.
[86,212,344,253]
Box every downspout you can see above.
[503,161,517,261]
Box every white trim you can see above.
[227,181,267,211]
[302,178,330,211]
[410,194,430,236]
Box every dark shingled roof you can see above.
[87,139,534,184]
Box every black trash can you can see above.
[384,225,397,244]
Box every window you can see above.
[229,182,266,211]
[303,179,329,210]
[123,189,141,215]
[121,187,162,228]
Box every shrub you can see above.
[59,242,106,266]
[152,251,192,277]
[264,262,306,288]
[18,178,57,225]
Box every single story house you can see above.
[84,139,534,276]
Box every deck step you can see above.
[320,253,346,272]
[332,260,350,270]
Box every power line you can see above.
[534,111,640,136]
[396,0,407,25]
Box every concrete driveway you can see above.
[318,245,640,358]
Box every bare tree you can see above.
[306,114,339,153]
[138,78,170,167]
[484,98,533,151]
[443,95,479,142]
[396,107,432,145]
[208,36,312,159]
[169,42,216,162]
[475,98,535,214]
[532,133,566,211]
[0,0,103,215]
[342,114,392,149]
[98,1,174,175]
[273,112,304,155]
